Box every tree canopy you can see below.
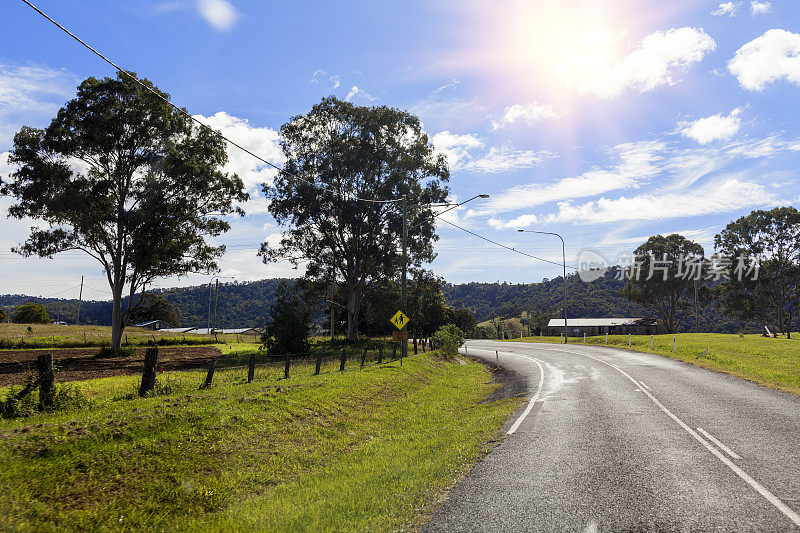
[260,96,449,340]
[13,303,50,324]
[262,281,312,354]
[128,293,180,327]
[620,234,704,333]
[714,206,800,336]
[2,73,247,350]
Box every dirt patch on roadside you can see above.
[472,358,528,403]
[0,346,222,386]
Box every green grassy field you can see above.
[0,351,520,532]
[0,323,259,350]
[508,333,800,395]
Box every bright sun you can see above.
[449,0,687,104]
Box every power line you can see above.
[434,216,579,270]
[17,0,411,207]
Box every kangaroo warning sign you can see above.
[390,310,409,330]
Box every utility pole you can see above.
[76,275,84,325]
[401,196,408,361]
[212,279,219,334]
[694,279,699,333]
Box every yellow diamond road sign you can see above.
[390,310,409,330]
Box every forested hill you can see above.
[2,274,752,333]
[0,279,288,328]
[442,272,754,334]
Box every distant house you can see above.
[218,328,261,336]
[130,320,169,331]
[159,327,197,334]
[190,327,260,336]
[547,318,658,337]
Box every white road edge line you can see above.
[697,427,742,460]
[550,347,800,529]
[639,381,651,391]
[460,346,544,436]
[507,357,544,435]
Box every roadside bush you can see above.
[0,308,9,323]
[432,324,465,359]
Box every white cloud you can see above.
[0,64,77,148]
[192,112,283,214]
[408,97,485,130]
[433,78,460,94]
[431,131,483,170]
[463,147,554,173]
[311,69,340,89]
[197,0,237,31]
[345,85,376,102]
[482,141,664,215]
[680,108,742,144]
[712,2,738,16]
[728,29,800,90]
[491,102,558,130]
[544,178,774,224]
[487,214,539,230]
[724,134,795,158]
[431,131,553,174]
[750,1,771,15]
[558,27,716,97]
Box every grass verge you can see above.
[0,351,520,532]
[508,333,800,395]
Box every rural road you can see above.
[425,340,800,532]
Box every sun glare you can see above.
[450,0,685,104]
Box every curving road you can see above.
[425,340,800,532]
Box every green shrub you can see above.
[432,324,465,359]
[50,383,90,412]
[1,381,88,419]
[1,383,38,419]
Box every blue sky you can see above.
[1,0,799,298]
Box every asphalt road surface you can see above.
[425,340,800,532]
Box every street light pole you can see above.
[396,193,489,361]
[518,230,567,344]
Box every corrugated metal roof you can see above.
[547,318,655,327]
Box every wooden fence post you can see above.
[139,347,158,397]
[339,348,346,372]
[315,346,323,375]
[248,353,255,383]
[392,343,397,360]
[37,353,54,409]
[377,344,383,364]
[202,358,217,389]
[413,337,418,355]
[360,348,367,368]
[284,352,291,379]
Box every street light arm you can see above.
[517,229,568,344]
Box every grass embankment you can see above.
[0,324,259,350]
[0,351,520,532]
[509,333,800,395]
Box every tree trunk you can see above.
[346,284,363,341]
[110,281,124,351]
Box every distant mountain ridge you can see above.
[1,274,755,333]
